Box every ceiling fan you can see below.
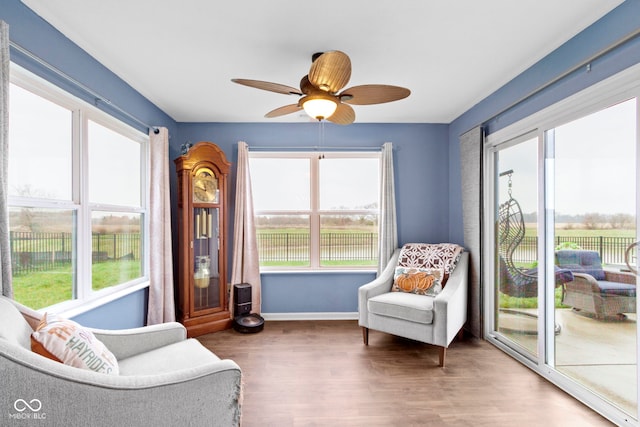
[231,51,411,125]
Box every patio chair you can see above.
[497,171,573,334]
[497,179,574,298]
[555,249,636,320]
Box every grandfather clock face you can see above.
[193,167,218,203]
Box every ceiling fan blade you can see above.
[299,75,314,95]
[308,51,351,94]
[232,79,302,96]
[327,103,355,125]
[340,85,411,105]
[265,104,302,118]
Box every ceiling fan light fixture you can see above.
[301,94,338,120]
[232,50,410,125]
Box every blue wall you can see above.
[71,288,148,329]
[176,122,450,313]
[4,0,640,325]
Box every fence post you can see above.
[599,236,603,260]
[10,230,14,266]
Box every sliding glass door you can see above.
[550,98,638,417]
[487,76,639,424]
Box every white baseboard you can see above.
[261,312,358,321]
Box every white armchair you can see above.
[358,249,468,367]
[0,296,242,426]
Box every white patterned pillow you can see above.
[397,243,463,286]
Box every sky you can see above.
[498,97,637,217]
[8,83,141,208]
[249,156,379,212]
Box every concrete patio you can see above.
[499,308,637,417]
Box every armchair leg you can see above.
[439,347,446,367]
[362,327,369,345]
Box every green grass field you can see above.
[499,287,566,309]
[12,260,141,310]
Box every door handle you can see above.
[624,241,640,275]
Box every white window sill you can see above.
[42,280,150,319]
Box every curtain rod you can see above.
[9,40,158,134]
[469,27,640,134]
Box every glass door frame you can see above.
[485,130,544,363]
[483,62,640,426]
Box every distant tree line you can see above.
[256,214,377,228]
[523,212,636,229]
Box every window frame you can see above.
[249,150,380,271]
[8,63,150,315]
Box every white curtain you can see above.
[460,126,483,338]
[377,142,398,274]
[0,21,12,298]
[230,141,261,314]
[147,127,175,324]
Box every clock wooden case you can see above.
[174,141,232,337]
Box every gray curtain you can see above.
[230,141,261,314]
[0,21,12,298]
[460,126,483,338]
[147,127,175,324]
[377,142,398,274]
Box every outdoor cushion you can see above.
[555,250,606,280]
[556,250,635,296]
[595,281,636,297]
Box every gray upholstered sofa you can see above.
[0,296,242,426]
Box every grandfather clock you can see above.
[174,141,232,336]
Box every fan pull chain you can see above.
[318,120,325,159]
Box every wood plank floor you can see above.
[197,320,613,426]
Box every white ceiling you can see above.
[21,0,624,124]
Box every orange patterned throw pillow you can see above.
[392,267,444,296]
[31,313,119,375]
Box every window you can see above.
[249,152,380,269]
[8,65,148,311]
